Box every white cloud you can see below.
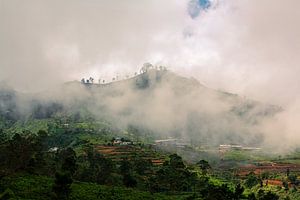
[0,0,299,105]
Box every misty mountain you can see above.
[0,69,281,146]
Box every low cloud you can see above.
[1,0,299,151]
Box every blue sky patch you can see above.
[188,0,211,19]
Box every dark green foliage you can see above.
[79,145,115,184]
[0,188,15,199]
[123,174,137,188]
[257,189,279,200]
[52,147,77,199]
[201,183,234,200]
[6,133,33,171]
[52,171,73,200]
[260,171,269,180]
[0,116,296,200]
[133,157,153,175]
[3,132,49,173]
[288,174,297,184]
[248,193,257,200]
[120,159,137,188]
[169,154,185,169]
[197,160,211,175]
[47,129,80,148]
[234,183,244,200]
[0,174,189,200]
[60,148,78,176]
[0,129,6,143]
[120,159,132,176]
[197,180,245,200]
[283,180,289,192]
[245,172,259,188]
[149,154,194,192]
[0,174,53,199]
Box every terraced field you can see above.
[236,162,300,177]
[96,145,166,165]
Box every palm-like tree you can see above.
[89,77,94,84]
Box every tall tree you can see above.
[60,147,77,176]
[52,171,73,200]
[197,160,211,175]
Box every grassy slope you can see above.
[0,174,191,200]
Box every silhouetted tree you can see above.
[150,154,194,192]
[6,133,37,172]
[283,180,289,192]
[0,129,6,143]
[80,144,115,184]
[234,183,244,200]
[257,189,279,200]
[120,159,136,187]
[169,154,185,169]
[120,159,132,175]
[245,172,259,188]
[197,160,211,175]
[248,193,257,200]
[133,157,153,175]
[123,174,137,188]
[288,174,297,184]
[89,77,94,83]
[60,147,77,176]
[52,171,73,200]
[203,183,235,200]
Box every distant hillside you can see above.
[0,69,282,146]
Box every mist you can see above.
[1,0,300,151]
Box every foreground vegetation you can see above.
[0,114,299,200]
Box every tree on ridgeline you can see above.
[89,77,94,84]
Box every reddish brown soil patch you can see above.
[95,145,165,165]
[236,163,300,177]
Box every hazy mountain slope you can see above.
[0,69,281,146]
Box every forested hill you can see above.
[0,69,281,146]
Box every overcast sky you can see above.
[1,0,300,106]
